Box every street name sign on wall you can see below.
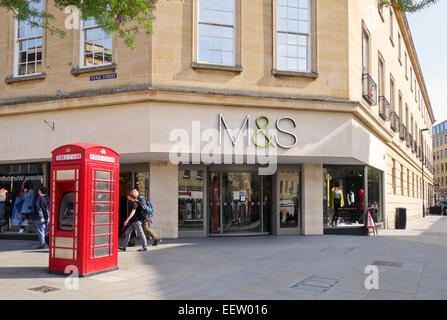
[90,73,117,81]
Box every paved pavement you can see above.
[1,216,447,300]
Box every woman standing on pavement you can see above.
[19,181,34,232]
[119,190,148,252]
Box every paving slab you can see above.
[1,216,447,299]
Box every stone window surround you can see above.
[79,18,113,69]
[5,0,47,84]
[191,0,242,73]
[272,0,318,78]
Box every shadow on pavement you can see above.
[0,267,57,279]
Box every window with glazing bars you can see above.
[277,0,311,72]
[91,170,114,258]
[81,18,112,67]
[198,0,235,66]
[15,0,43,76]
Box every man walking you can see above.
[34,187,50,249]
[132,189,160,246]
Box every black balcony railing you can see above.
[390,112,400,132]
[399,123,407,141]
[378,96,390,121]
[362,74,377,106]
[407,133,412,148]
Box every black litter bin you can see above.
[429,206,442,215]
[396,208,407,230]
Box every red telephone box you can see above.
[49,143,119,276]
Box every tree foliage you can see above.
[0,0,438,49]
[0,0,162,49]
[378,0,439,12]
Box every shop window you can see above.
[178,169,204,231]
[324,166,365,228]
[368,167,383,224]
[10,164,20,174]
[279,170,301,229]
[134,172,149,199]
[28,163,42,173]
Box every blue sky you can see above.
[407,2,447,125]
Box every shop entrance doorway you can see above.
[209,170,272,235]
[118,170,149,235]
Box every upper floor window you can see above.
[390,76,395,112]
[362,29,370,74]
[378,56,384,97]
[277,0,311,72]
[15,0,43,76]
[198,0,235,66]
[80,18,112,67]
[405,52,408,78]
[398,33,402,62]
[389,9,394,43]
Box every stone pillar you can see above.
[149,161,179,239]
[302,163,324,235]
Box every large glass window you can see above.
[179,169,204,231]
[80,18,113,67]
[368,167,383,225]
[324,166,365,228]
[277,0,311,72]
[0,163,45,233]
[15,0,43,76]
[279,170,301,228]
[198,0,235,66]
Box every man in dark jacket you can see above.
[34,186,50,249]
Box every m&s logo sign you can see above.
[219,114,298,149]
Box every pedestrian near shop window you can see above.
[119,190,148,252]
[11,189,24,229]
[19,181,35,231]
[0,186,8,230]
[34,187,50,249]
[132,189,160,246]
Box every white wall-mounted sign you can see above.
[56,154,82,161]
[89,154,116,163]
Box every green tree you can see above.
[0,0,438,49]
[378,0,439,12]
[0,0,164,49]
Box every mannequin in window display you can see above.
[330,182,344,227]
[358,188,365,223]
[347,184,356,223]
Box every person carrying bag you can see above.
[119,190,148,252]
